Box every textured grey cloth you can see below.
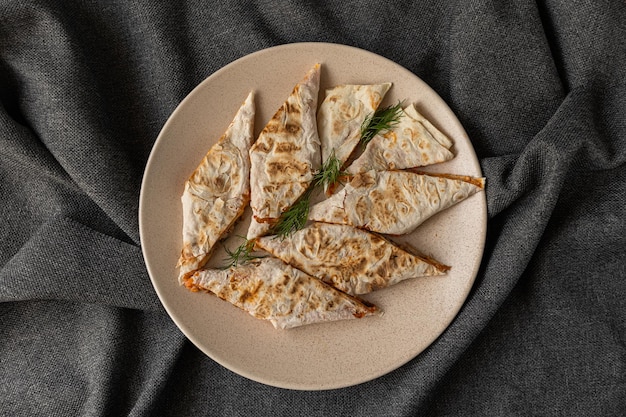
[1,0,625,416]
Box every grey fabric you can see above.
[1,0,625,415]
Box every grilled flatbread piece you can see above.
[346,104,454,174]
[247,64,322,239]
[404,104,453,149]
[183,257,379,329]
[255,222,449,295]
[318,83,391,170]
[177,91,255,282]
[308,170,485,235]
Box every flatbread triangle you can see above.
[177,91,255,283]
[308,170,485,235]
[184,257,379,329]
[247,64,322,240]
[255,222,450,295]
[346,103,455,174]
[317,83,392,170]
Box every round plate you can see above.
[139,42,487,390]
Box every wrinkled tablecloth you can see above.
[1,1,624,415]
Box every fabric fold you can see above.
[0,216,160,311]
[482,79,626,219]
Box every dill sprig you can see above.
[313,149,347,190]
[221,237,265,269]
[271,188,313,239]
[272,150,348,238]
[360,101,404,147]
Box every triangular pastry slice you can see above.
[317,83,392,171]
[183,257,379,329]
[308,170,485,235]
[247,64,322,240]
[346,103,454,174]
[177,91,255,283]
[255,222,450,295]
[404,104,453,149]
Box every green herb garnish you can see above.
[271,188,314,239]
[360,101,404,147]
[272,150,348,238]
[313,149,348,190]
[221,237,265,269]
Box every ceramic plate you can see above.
[139,42,487,390]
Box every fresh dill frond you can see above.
[271,188,313,239]
[313,149,348,190]
[270,150,351,239]
[221,237,264,269]
[360,101,404,147]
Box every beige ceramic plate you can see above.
[139,42,487,390]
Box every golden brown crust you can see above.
[406,169,486,189]
[186,257,379,329]
[247,64,322,239]
[308,170,485,235]
[346,104,455,174]
[317,83,392,181]
[255,222,449,295]
[177,92,255,282]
